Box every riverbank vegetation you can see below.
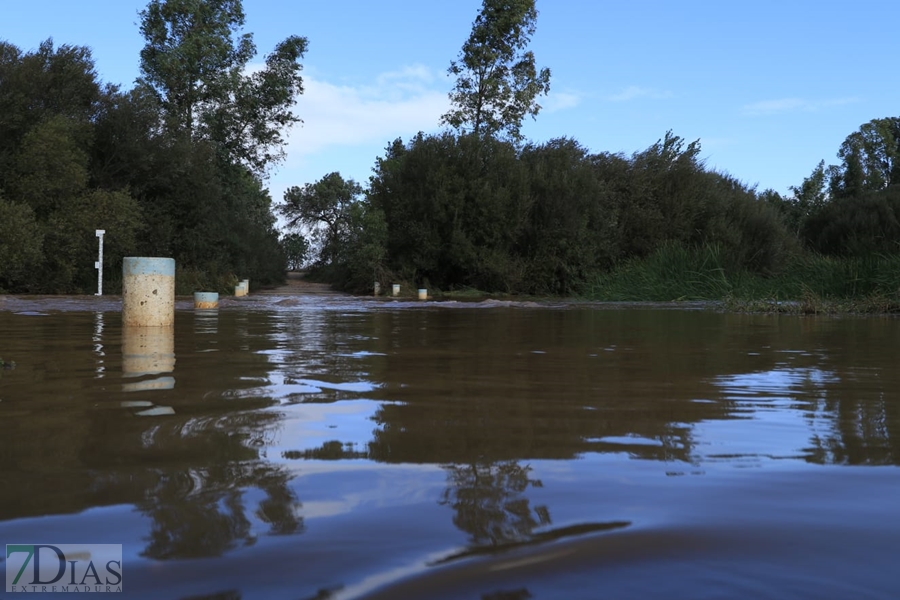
[280,1,900,310]
[2,0,898,308]
[0,0,305,294]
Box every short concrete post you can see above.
[418,288,428,300]
[193,292,219,309]
[392,284,400,297]
[122,257,175,327]
[374,281,381,296]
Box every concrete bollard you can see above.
[122,325,175,392]
[392,284,400,297]
[418,288,428,300]
[235,282,247,297]
[122,257,175,327]
[193,292,219,309]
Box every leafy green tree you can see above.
[519,138,616,293]
[279,172,386,292]
[138,0,308,173]
[786,159,830,227]
[281,232,309,271]
[41,189,143,293]
[279,172,364,266]
[595,131,709,261]
[441,0,551,142]
[368,132,530,290]
[0,196,43,291]
[0,40,102,196]
[332,201,388,292]
[828,117,900,199]
[803,186,900,256]
[7,115,90,219]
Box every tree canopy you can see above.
[441,0,551,142]
[0,0,307,293]
[138,0,307,173]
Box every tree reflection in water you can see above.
[440,461,550,548]
[133,412,304,560]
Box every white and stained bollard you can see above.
[193,292,219,309]
[392,284,400,297]
[122,257,175,327]
[418,288,428,300]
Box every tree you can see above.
[281,232,309,271]
[278,172,364,266]
[0,195,43,291]
[367,132,531,291]
[278,172,387,292]
[0,39,102,193]
[441,0,551,142]
[519,138,615,293]
[138,0,307,173]
[828,117,900,199]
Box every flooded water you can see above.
[1,293,899,599]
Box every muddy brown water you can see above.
[1,287,899,599]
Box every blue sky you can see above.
[4,0,898,211]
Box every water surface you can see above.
[1,295,898,599]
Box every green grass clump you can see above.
[586,243,900,312]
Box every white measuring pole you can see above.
[95,229,105,296]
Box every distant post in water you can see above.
[95,229,106,296]
[122,257,176,327]
[193,292,219,309]
[235,279,249,297]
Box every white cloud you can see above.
[742,96,859,116]
[267,65,451,214]
[607,85,673,102]
[544,90,581,113]
[284,65,450,159]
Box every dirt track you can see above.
[253,271,347,296]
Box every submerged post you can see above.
[122,257,175,327]
[193,292,219,309]
[95,229,105,296]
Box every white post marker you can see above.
[95,229,106,296]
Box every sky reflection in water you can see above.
[0,301,898,599]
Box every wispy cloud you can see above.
[284,65,450,158]
[741,96,859,116]
[544,90,581,113]
[607,85,673,102]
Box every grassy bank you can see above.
[585,244,900,314]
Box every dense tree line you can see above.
[0,0,306,294]
[281,0,899,297]
[285,130,797,295]
[4,0,898,298]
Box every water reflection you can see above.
[93,311,105,378]
[2,304,900,598]
[122,325,176,393]
[440,461,550,548]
